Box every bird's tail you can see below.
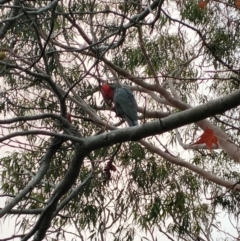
[125,117,138,127]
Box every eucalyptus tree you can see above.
[0,0,240,240]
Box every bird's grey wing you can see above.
[114,87,138,126]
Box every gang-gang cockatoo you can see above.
[100,84,138,126]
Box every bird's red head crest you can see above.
[100,84,114,101]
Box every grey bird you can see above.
[100,84,138,126]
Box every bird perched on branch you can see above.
[100,84,138,126]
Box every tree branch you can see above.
[84,89,240,156]
[23,141,89,241]
[0,137,64,218]
[0,0,20,39]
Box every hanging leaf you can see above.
[103,160,117,181]
[191,127,218,150]
[197,1,208,9]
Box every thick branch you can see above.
[26,142,88,241]
[85,89,240,160]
